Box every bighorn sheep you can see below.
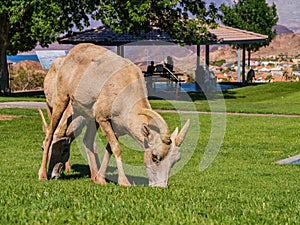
[39,55,87,177]
[39,43,190,187]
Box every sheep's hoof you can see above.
[118,177,131,187]
[65,161,71,172]
[38,168,47,180]
[92,175,107,185]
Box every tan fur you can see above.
[42,56,73,171]
[39,44,175,186]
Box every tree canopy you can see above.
[220,0,278,52]
[94,0,219,44]
[0,0,219,93]
[0,0,93,93]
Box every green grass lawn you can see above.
[151,82,300,115]
[223,82,300,114]
[0,83,300,224]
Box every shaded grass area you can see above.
[0,90,45,102]
[0,108,300,224]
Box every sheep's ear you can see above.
[175,119,190,147]
[141,123,150,137]
[142,124,153,149]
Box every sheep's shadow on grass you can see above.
[61,164,148,186]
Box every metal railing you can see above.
[163,67,180,83]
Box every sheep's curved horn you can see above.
[138,109,171,145]
[38,108,49,133]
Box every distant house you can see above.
[249,61,259,67]
[293,71,300,76]
[215,73,228,82]
[261,61,270,66]
[255,73,270,82]
[225,63,235,68]
[258,67,271,72]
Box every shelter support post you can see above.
[248,50,251,67]
[205,44,209,68]
[237,47,241,82]
[196,44,200,68]
[117,45,124,57]
[195,44,205,85]
[242,45,246,83]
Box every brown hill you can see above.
[10,60,47,74]
[253,33,300,58]
[9,60,47,91]
[210,33,300,63]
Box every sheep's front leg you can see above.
[98,120,131,187]
[83,121,106,185]
[53,103,73,172]
[39,98,69,180]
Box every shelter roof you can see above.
[58,24,268,46]
[59,26,180,46]
[207,25,268,44]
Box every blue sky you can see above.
[266,0,300,27]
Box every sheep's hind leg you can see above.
[97,143,113,183]
[83,121,106,185]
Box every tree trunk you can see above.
[0,13,10,94]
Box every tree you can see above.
[0,0,219,94]
[220,0,278,65]
[0,0,94,94]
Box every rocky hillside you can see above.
[253,33,300,58]
[273,25,294,35]
[206,32,300,63]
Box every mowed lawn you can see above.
[0,82,300,224]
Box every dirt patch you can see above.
[0,115,20,121]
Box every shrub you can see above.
[211,59,226,67]
[9,66,45,91]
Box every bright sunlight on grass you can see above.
[0,82,300,224]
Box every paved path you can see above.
[1,102,300,118]
[0,101,46,109]
[157,110,300,118]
